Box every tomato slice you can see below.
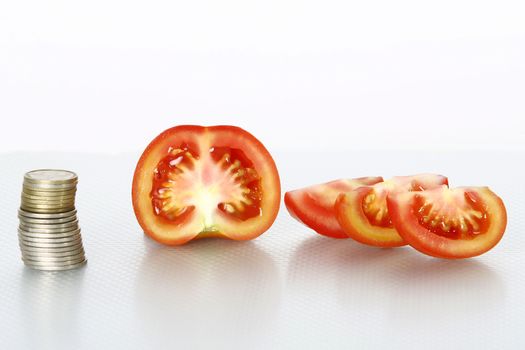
[387,186,507,258]
[284,177,384,238]
[132,125,281,245]
[335,174,448,247]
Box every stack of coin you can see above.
[18,169,86,271]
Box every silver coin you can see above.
[19,230,80,239]
[18,208,77,220]
[20,242,84,253]
[21,193,76,199]
[22,189,77,197]
[20,206,76,213]
[23,174,77,183]
[22,256,86,267]
[20,203,76,210]
[19,206,76,214]
[23,181,77,189]
[22,249,84,260]
[24,262,87,271]
[22,257,86,268]
[21,198,76,205]
[22,185,77,192]
[19,220,78,230]
[22,248,84,258]
[23,183,77,191]
[22,249,84,261]
[18,228,80,238]
[19,226,80,236]
[21,191,76,198]
[20,205,75,214]
[18,238,82,248]
[18,217,78,225]
[22,251,85,262]
[18,208,77,219]
[22,193,77,201]
[18,230,82,241]
[21,247,85,258]
[21,244,84,255]
[20,198,75,207]
[22,254,85,262]
[21,191,76,199]
[20,238,83,248]
[19,218,78,227]
[23,259,87,271]
[17,215,78,225]
[18,225,80,238]
[19,232,82,244]
[18,229,81,239]
[22,187,77,195]
[19,240,82,249]
[22,257,86,266]
[24,169,78,184]
[21,201,76,208]
[18,225,80,234]
[21,197,75,205]
[18,232,81,241]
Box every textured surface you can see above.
[0,150,523,349]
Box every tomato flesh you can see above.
[387,186,507,258]
[335,174,448,247]
[361,182,396,228]
[132,125,280,245]
[151,144,262,225]
[414,189,488,240]
[285,177,383,238]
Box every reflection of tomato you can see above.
[132,125,281,245]
[387,186,507,258]
[285,177,383,238]
[335,174,448,247]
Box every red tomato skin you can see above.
[284,177,384,238]
[284,191,347,239]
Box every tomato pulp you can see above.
[335,174,448,247]
[387,186,507,258]
[132,125,281,245]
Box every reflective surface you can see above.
[0,151,523,349]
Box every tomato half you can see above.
[335,174,448,247]
[387,186,507,258]
[284,177,384,238]
[132,125,281,245]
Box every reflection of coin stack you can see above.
[18,169,86,271]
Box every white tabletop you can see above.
[0,150,523,349]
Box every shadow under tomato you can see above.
[386,257,505,320]
[288,235,412,304]
[134,236,281,349]
[288,236,505,337]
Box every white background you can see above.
[1,0,524,153]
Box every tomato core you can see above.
[150,143,262,230]
[414,189,489,240]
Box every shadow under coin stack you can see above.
[18,169,87,271]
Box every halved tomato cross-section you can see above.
[387,186,507,258]
[335,174,448,247]
[285,177,384,238]
[132,125,281,245]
